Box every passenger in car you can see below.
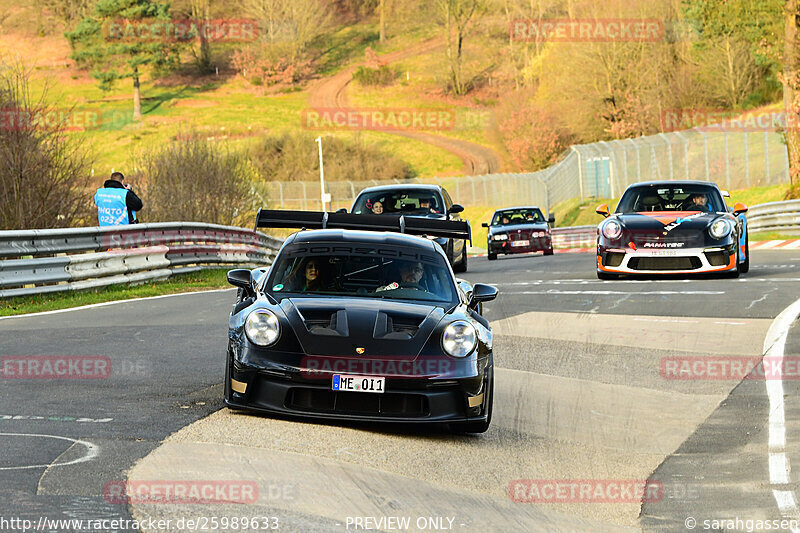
[288,257,329,292]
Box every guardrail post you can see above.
[721,125,731,189]
[698,131,710,181]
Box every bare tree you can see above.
[0,66,94,230]
[436,0,483,95]
[241,0,331,64]
[784,0,800,188]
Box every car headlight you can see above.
[602,220,622,240]
[492,234,508,241]
[442,321,477,358]
[709,218,732,239]
[245,309,280,346]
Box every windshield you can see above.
[266,242,457,304]
[491,208,544,225]
[616,185,725,213]
[352,190,444,215]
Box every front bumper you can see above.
[597,245,737,275]
[489,238,552,255]
[226,354,492,424]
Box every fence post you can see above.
[278,181,284,208]
[572,147,584,201]
[765,129,770,182]
[659,133,674,180]
[300,181,307,210]
[674,131,690,179]
[698,131,710,181]
[721,126,731,189]
[744,131,750,187]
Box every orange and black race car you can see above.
[595,181,749,279]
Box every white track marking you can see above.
[512,290,724,295]
[764,298,800,531]
[758,240,789,249]
[0,433,98,471]
[0,288,235,321]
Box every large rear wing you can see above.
[255,209,471,242]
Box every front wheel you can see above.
[487,251,497,261]
[453,241,468,273]
[543,247,554,256]
[739,236,750,274]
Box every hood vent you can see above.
[299,309,349,337]
[373,311,423,340]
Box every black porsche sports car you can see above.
[224,210,497,433]
[481,206,555,260]
[350,184,470,273]
[595,181,749,279]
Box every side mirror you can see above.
[336,208,348,213]
[547,214,555,224]
[448,204,464,215]
[733,202,748,216]
[481,222,489,228]
[227,269,252,290]
[596,204,610,218]
[469,283,498,308]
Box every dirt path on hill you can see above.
[308,38,502,175]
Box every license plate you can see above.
[511,240,530,247]
[332,374,385,393]
[642,250,680,257]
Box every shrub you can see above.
[0,66,93,230]
[136,134,254,225]
[249,131,414,182]
[352,65,398,86]
[497,93,574,171]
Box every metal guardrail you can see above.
[551,226,596,249]
[747,200,800,235]
[0,223,283,298]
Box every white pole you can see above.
[315,136,327,211]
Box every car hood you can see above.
[278,297,446,358]
[488,223,548,234]
[612,211,724,232]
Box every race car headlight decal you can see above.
[442,321,477,358]
[245,309,280,346]
[709,218,732,239]
[602,220,622,240]
[492,234,508,241]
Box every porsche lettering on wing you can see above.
[642,242,685,248]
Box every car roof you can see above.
[625,180,722,189]
[493,206,542,213]
[284,229,439,250]
[356,184,444,194]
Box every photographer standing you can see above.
[94,171,143,226]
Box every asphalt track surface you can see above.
[1,250,800,532]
